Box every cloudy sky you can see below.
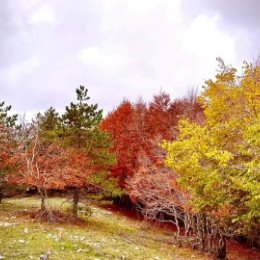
[1,0,260,117]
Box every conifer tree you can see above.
[62,86,115,216]
[36,107,61,142]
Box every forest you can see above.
[0,60,259,260]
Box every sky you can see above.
[1,0,260,118]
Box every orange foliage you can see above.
[0,124,17,172]
[101,100,139,183]
[8,132,92,191]
[101,92,204,188]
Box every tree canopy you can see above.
[163,60,260,243]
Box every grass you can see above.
[0,197,209,260]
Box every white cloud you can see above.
[5,56,41,83]
[1,0,258,115]
[30,5,56,25]
[160,0,182,24]
[99,0,182,33]
[121,0,160,15]
[174,14,236,86]
[78,46,132,72]
[99,0,181,18]
[183,14,235,63]
[8,0,42,13]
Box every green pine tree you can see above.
[61,86,115,216]
[36,106,61,142]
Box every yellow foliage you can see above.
[163,59,260,238]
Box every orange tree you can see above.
[0,101,19,203]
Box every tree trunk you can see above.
[40,189,46,211]
[73,188,80,216]
[215,235,226,260]
[0,192,2,204]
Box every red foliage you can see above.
[146,92,176,140]
[0,124,17,173]
[101,92,204,188]
[101,100,140,184]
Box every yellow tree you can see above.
[163,59,260,254]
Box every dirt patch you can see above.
[227,240,260,260]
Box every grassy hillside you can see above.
[0,197,208,260]
[0,197,259,260]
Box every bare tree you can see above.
[127,151,227,259]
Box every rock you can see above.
[0,222,13,227]
[28,256,34,259]
[39,254,48,260]
[0,255,5,259]
[18,239,26,244]
[103,211,112,215]
[45,250,53,255]
[76,248,82,253]
[80,236,85,241]
[154,257,160,260]
[24,228,29,233]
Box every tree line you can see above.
[1,86,119,217]
[0,60,259,259]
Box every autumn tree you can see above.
[163,59,260,258]
[0,101,19,203]
[61,86,115,216]
[171,90,204,125]
[8,116,93,218]
[101,100,138,185]
[126,152,186,236]
[102,91,204,190]
[146,91,175,140]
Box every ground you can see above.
[0,197,259,260]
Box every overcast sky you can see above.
[1,0,260,118]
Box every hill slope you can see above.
[0,197,258,260]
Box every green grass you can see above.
[0,197,208,260]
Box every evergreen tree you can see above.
[36,107,61,141]
[62,86,103,149]
[62,86,115,216]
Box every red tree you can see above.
[102,101,137,185]
[101,91,204,189]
